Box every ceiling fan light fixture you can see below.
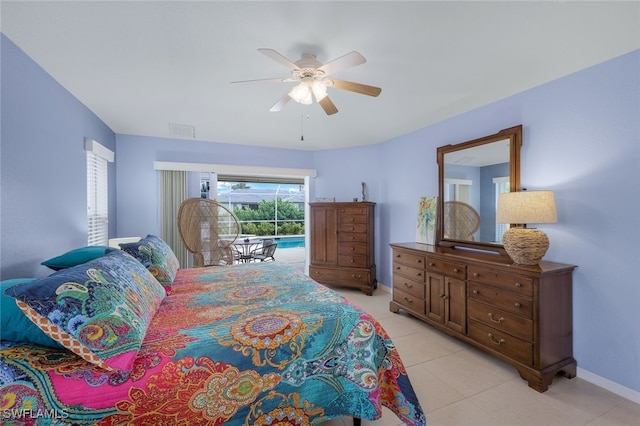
[311,80,328,101]
[288,82,313,105]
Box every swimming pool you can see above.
[274,236,305,249]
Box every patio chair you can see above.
[249,242,278,262]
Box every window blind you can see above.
[86,139,114,246]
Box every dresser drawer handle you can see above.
[350,236,355,240]
[403,296,413,303]
[453,268,459,273]
[404,282,413,289]
[352,274,362,279]
[473,272,479,278]
[488,313,505,324]
[350,259,354,263]
[514,302,521,308]
[396,254,401,258]
[428,262,435,267]
[350,227,355,231]
[515,282,522,288]
[349,217,355,222]
[440,294,447,300]
[396,266,401,270]
[350,247,355,251]
[472,289,479,295]
[487,333,505,345]
[416,259,422,264]
[416,272,423,277]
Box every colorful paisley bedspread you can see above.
[1,262,425,425]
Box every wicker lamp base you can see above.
[503,228,550,265]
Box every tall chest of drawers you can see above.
[390,242,576,392]
[309,202,376,295]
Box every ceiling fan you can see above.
[232,48,382,115]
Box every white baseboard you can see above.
[578,367,640,404]
[377,282,391,293]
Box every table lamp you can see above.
[496,190,557,265]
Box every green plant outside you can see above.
[233,199,304,236]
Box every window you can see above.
[85,139,114,246]
[493,176,510,242]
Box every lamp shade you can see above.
[496,190,557,225]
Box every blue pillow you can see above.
[120,235,179,293]
[5,250,166,373]
[41,246,115,271]
[0,278,64,348]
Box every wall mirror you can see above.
[436,125,522,252]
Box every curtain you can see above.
[161,170,189,267]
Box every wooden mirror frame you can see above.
[436,125,522,255]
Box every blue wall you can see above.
[114,134,315,237]
[0,35,116,279]
[1,31,638,396]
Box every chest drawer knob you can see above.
[350,247,355,251]
[351,274,362,279]
[453,268,459,273]
[473,272,479,278]
[487,333,506,345]
[488,313,505,324]
[472,289,479,295]
[404,282,413,288]
[514,302,521,308]
[440,294,447,300]
[515,282,522,288]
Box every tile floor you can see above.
[322,287,640,426]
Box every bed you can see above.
[1,236,425,425]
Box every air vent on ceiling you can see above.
[169,123,196,139]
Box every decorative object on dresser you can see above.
[415,196,438,245]
[390,242,576,392]
[309,202,376,295]
[497,190,558,265]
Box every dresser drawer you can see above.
[339,232,368,243]
[393,250,426,269]
[468,266,533,296]
[339,206,369,215]
[426,256,466,279]
[310,265,371,285]
[338,242,368,256]
[338,223,368,233]
[468,299,533,341]
[468,320,533,366]
[339,214,368,224]
[393,263,426,282]
[393,288,426,315]
[468,283,533,318]
[393,275,425,298]
[338,254,368,268]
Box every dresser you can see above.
[390,242,576,392]
[309,202,376,295]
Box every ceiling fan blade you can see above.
[319,96,338,115]
[258,48,300,71]
[317,51,366,75]
[330,79,382,97]
[269,93,291,112]
[231,77,294,84]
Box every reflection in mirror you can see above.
[443,139,510,243]
[437,126,521,250]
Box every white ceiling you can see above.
[2,1,639,151]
